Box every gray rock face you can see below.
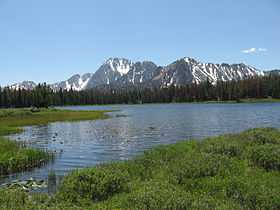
[110,61,159,86]
[50,73,93,91]
[9,57,275,91]
[152,57,263,87]
[86,58,134,88]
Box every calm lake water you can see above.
[1,103,280,186]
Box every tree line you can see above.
[0,75,280,108]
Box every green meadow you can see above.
[1,127,280,209]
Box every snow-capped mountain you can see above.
[116,61,159,86]
[50,73,92,91]
[10,81,37,90]
[9,57,272,91]
[152,57,264,87]
[85,58,134,88]
[85,59,159,88]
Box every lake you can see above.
[2,103,280,186]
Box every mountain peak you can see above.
[183,57,199,64]
[7,56,274,91]
[105,57,131,63]
[50,73,92,91]
[104,57,133,76]
[10,81,37,90]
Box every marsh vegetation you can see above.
[0,108,107,176]
[1,128,280,209]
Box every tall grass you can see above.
[0,137,53,175]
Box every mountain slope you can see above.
[10,81,37,90]
[85,58,134,88]
[152,57,263,87]
[9,57,272,91]
[50,73,92,91]
[116,61,159,86]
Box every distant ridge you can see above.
[9,57,273,91]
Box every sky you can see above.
[0,0,279,86]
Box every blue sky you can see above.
[0,0,279,86]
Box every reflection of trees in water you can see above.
[48,172,64,195]
[48,171,57,195]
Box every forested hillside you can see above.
[1,75,280,108]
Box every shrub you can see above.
[226,171,280,210]
[128,141,197,180]
[169,153,242,185]
[201,135,244,158]
[58,163,130,202]
[248,144,280,171]
[242,128,280,145]
[124,181,193,210]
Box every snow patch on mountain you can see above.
[8,57,273,91]
[106,58,132,76]
[10,81,37,90]
[151,57,264,87]
[50,73,93,91]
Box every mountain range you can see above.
[9,57,277,91]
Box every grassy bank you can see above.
[0,108,108,136]
[1,127,280,209]
[0,108,108,175]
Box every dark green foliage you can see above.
[169,153,243,185]
[249,144,280,171]
[124,181,193,210]
[58,163,130,202]
[1,75,280,107]
[226,171,280,210]
[201,135,245,157]
[242,127,280,145]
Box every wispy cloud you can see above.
[242,48,268,54]
[258,48,267,52]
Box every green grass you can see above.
[0,108,108,176]
[0,137,52,175]
[0,108,108,136]
[1,127,280,209]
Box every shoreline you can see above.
[0,108,108,176]
[1,128,280,209]
[54,98,280,107]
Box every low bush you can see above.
[58,163,130,202]
[201,135,244,157]
[124,181,193,210]
[169,153,244,185]
[226,170,280,209]
[248,144,280,171]
[242,127,280,145]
